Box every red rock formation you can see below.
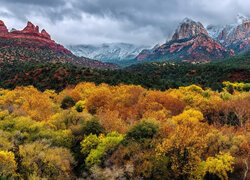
[41,29,51,40]
[0,20,8,34]
[0,20,72,54]
[22,21,39,34]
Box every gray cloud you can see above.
[0,0,249,46]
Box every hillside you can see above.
[0,52,249,92]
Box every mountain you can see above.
[0,20,119,69]
[207,14,250,54]
[136,18,231,63]
[67,43,149,62]
[0,20,71,54]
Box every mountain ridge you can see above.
[206,14,250,54]
[0,21,71,54]
[67,43,149,62]
[0,20,119,69]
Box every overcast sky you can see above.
[0,0,249,46]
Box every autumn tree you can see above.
[156,109,210,179]
[0,150,17,177]
[19,140,75,179]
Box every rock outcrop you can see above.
[0,20,8,34]
[41,29,51,40]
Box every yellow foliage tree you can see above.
[2,86,54,121]
[156,109,210,179]
[196,152,235,180]
[0,150,17,177]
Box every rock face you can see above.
[137,18,230,62]
[172,18,209,41]
[41,29,51,40]
[0,20,71,54]
[0,20,8,34]
[218,21,250,53]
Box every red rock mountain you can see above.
[0,20,119,69]
[0,21,71,54]
[136,18,231,62]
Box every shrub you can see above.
[82,118,105,136]
[126,119,159,142]
[61,96,75,109]
[74,100,86,112]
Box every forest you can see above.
[0,81,249,179]
[0,51,249,92]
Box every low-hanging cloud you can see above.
[0,0,249,46]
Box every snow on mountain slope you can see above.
[206,13,249,41]
[67,43,149,62]
[206,14,250,53]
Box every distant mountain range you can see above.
[67,43,149,62]
[0,20,119,69]
[68,14,249,64]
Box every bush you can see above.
[126,119,159,142]
[84,132,123,168]
[82,118,105,136]
[61,96,75,109]
[74,100,86,112]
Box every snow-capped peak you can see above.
[67,43,150,62]
[180,17,203,27]
[181,17,194,24]
[207,13,249,40]
[236,13,249,24]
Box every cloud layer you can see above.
[0,0,249,46]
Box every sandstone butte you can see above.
[0,20,72,54]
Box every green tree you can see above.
[126,119,159,142]
[82,118,105,136]
[61,96,75,109]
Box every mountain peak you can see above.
[181,17,195,24]
[172,18,208,41]
[236,13,249,24]
[41,29,51,40]
[23,21,39,34]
